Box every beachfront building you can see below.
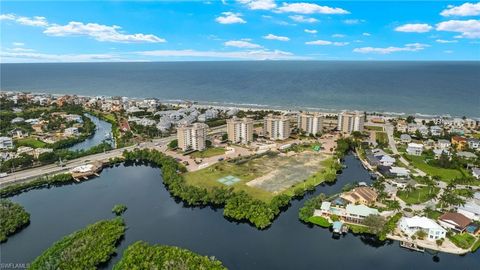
[297,112,323,136]
[315,202,379,224]
[337,111,364,134]
[406,143,423,156]
[0,137,14,149]
[263,114,290,140]
[399,216,446,241]
[177,123,209,151]
[226,117,253,145]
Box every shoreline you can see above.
[1,89,478,119]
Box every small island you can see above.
[112,204,128,216]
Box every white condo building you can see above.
[337,111,364,134]
[177,123,209,151]
[264,114,290,140]
[298,112,324,136]
[227,117,254,144]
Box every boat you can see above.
[70,161,103,180]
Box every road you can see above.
[0,136,175,187]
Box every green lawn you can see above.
[454,189,474,198]
[308,216,331,228]
[376,132,388,144]
[190,147,226,158]
[449,233,476,249]
[405,155,464,182]
[14,137,47,148]
[365,126,384,131]
[472,238,480,252]
[424,209,443,220]
[397,186,439,204]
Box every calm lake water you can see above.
[68,114,113,152]
[1,154,479,269]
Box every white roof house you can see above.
[437,139,451,149]
[458,202,480,221]
[400,134,412,143]
[389,167,410,177]
[0,137,14,149]
[11,117,25,124]
[379,155,395,166]
[399,216,446,240]
[64,127,80,136]
[406,143,423,156]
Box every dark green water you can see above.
[1,154,479,269]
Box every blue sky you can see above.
[1,0,479,62]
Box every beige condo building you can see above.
[298,112,324,135]
[177,123,209,151]
[263,114,290,140]
[337,111,364,134]
[226,117,254,144]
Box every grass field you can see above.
[308,216,331,228]
[397,186,439,204]
[365,126,384,131]
[405,155,464,182]
[376,132,388,144]
[14,137,48,148]
[190,147,226,158]
[184,151,333,202]
[449,233,476,249]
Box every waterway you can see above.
[68,114,113,152]
[1,154,479,269]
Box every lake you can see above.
[1,154,479,269]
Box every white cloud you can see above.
[304,29,317,34]
[0,51,121,63]
[224,40,262,48]
[12,42,25,46]
[276,2,349,14]
[215,12,246,24]
[289,15,318,23]
[440,2,480,17]
[435,39,458,43]
[436,19,480,38]
[7,47,35,52]
[306,40,349,46]
[263,34,290,41]
[343,19,364,25]
[395,23,433,33]
[0,14,48,27]
[332,34,345,38]
[237,0,276,10]
[362,32,371,36]
[43,22,165,43]
[444,50,454,53]
[137,49,304,60]
[353,43,430,54]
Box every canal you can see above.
[1,154,479,269]
[68,113,113,151]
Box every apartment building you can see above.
[226,117,254,144]
[177,123,209,151]
[298,112,324,136]
[263,114,290,140]
[337,111,365,134]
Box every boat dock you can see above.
[400,241,425,252]
[70,161,104,181]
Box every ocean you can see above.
[1,61,478,117]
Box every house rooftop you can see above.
[401,216,444,231]
[346,204,379,217]
[439,212,472,229]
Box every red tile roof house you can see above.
[438,212,472,233]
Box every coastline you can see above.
[2,89,478,119]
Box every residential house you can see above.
[9,128,28,139]
[451,136,468,150]
[340,187,378,205]
[0,137,14,149]
[438,212,472,233]
[406,143,423,156]
[389,166,410,178]
[430,126,442,136]
[437,139,451,149]
[433,149,450,159]
[399,216,446,241]
[457,151,477,160]
[400,134,412,143]
[378,155,395,166]
[418,125,429,137]
[11,117,25,124]
[468,138,480,150]
[315,202,379,224]
[33,148,53,159]
[16,146,34,156]
[64,127,80,136]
